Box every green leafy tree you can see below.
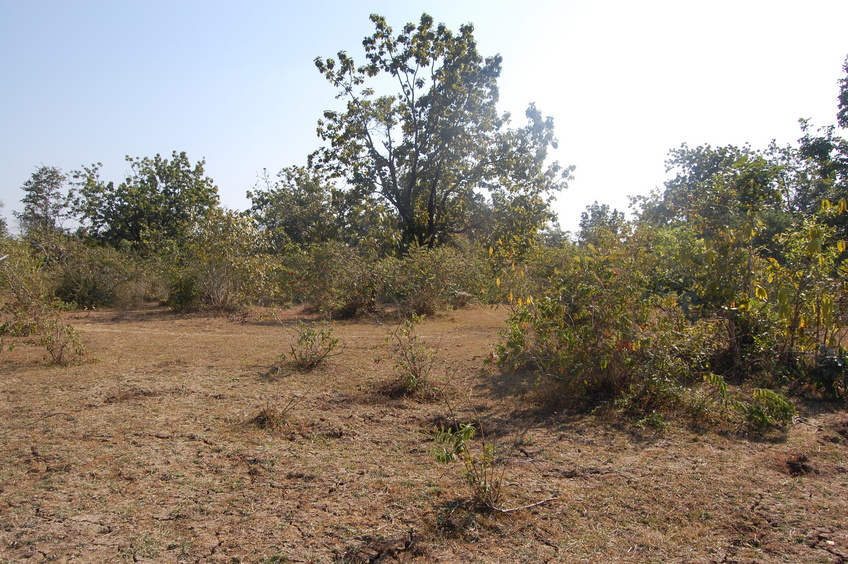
[247,165,395,253]
[795,121,848,217]
[838,54,848,129]
[14,166,70,238]
[72,151,220,252]
[0,201,8,239]
[474,170,562,261]
[578,202,627,247]
[788,57,848,236]
[644,144,788,233]
[167,208,275,311]
[13,166,75,264]
[248,166,339,251]
[313,13,570,251]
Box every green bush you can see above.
[743,389,796,431]
[166,209,277,312]
[434,422,503,510]
[380,246,484,316]
[281,243,484,318]
[166,273,202,313]
[0,239,86,364]
[703,373,795,432]
[294,241,379,318]
[494,239,724,413]
[481,243,575,306]
[496,250,652,402]
[805,346,848,399]
[287,320,339,369]
[53,243,157,308]
[384,314,436,395]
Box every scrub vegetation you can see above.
[2,12,848,562]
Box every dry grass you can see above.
[1,303,847,563]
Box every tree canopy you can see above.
[0,201,7,239]
[14,165,70,239]
[578,202,627,246]
[72,151,219,251]
[247,165,394,253]
[3,29,848,413]
[838,54,848,129]
[313,13,571,251]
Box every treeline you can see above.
[2,14,847,420]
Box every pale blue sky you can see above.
[2,0,847,233]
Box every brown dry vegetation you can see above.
[1,304,847,563]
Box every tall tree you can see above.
[247,166,338,251]
[72,151,220,251]
[247,165,396,253]
[0,201,7,239]
[792,121,847,215]
[793,57,848,235]
[313,13,570,251]
[578,202,627,246]
[14,166,70,238]
[637,143,788,237]
[838,54,848,129]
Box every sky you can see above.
[2,0,847,234]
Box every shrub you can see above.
[0,239,86,364]
[496,249,656,403]
[166,273,201,313]
[380,246,484,316]
[166,209,277,312]
[743,389,796,431]
[805,346,848,399]
[39,314,87,365]
[287,320,339,369]
[433,416,557,513]
[643,214,848,391]
[296,241,379,318]
[249,397,299,430]
[383,314,437,396]
[434,422,502,510]
[494,238,726,414]
[53,242,157,308]
[481,243,575,306]
[754,218,848,392]
[282,244,483,318]
[703,373,796,432]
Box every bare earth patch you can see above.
[1,304,847,563]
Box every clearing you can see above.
[1,304,847,563]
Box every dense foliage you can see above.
[72,151,220,253]
[0,201,6,238]
[2,15,847,420]
[312,14,571,252]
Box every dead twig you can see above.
[491,497,558,514]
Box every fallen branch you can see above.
[493,497,558,514]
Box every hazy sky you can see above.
[2,0,847,233]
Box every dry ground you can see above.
[1,304,847,563]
